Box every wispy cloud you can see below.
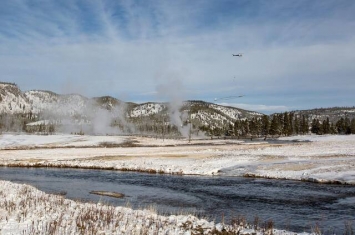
[219,103,289,114]
[0,0,354,112]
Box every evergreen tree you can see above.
[278,113,284,135]
[249,118,257,137]
[283,112,290,136]
[261,115,270,137]
[294,116,300,135]
[311,118,321,134]
[301,115,309,134]
[250,117,262,137]
[288,112,294,136]
[330,123,337,134]
[49,124,55,134]
[226,122,234,136]
[269,115,280,136]
[322,117,330,134]
[336,118,345,134]
[350,118,355,134]
[234,120,241,138]
[256,118,262,136]
[345,117,351,134]
[242,120,249,136]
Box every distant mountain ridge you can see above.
[273,107,355,123]
[0,82,262,117]
[0,82,264,135]
[1,82,354,136]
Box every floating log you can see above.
[89,191,125,198]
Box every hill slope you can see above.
[290,107,355,123]
[0,83,32,114]
[3,82,354,136]
[0,82,263,136]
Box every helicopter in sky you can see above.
[232,53,243,57]
[214,95,245,101]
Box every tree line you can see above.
[311,117,355,135]
[224,112,355,138]
[2,110,355,138]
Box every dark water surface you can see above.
[1,167,354,233]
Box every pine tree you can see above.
[288,112,294,136]
[226,122,234,136]
[345,117,351,134]
[322,117,330,134]
[336,118,345,134]
[261,115,270,137]
[269,115,280,136]
[249,117,262,137]
[294,116,300,135]
[242,120,249,136]
[256,118,262,136]
[311,118,321,134]
[283,112,290,136]
[301,115,309,134]
[330,123,337,134]
[350,118,355,134]
[234,120,241,138]
[248,118,257,138]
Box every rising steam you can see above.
[38,95,135,135]
[156,79,190,138]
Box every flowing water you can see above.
[1,167,354,233]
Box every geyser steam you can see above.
[156,79,190,138]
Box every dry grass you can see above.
[258,155,286,162]
[273,163,317,171]
[310,154,351,159]
[156,154,189,158]
[83,155,134,161]
[99,140,139,148]
[22,158,44,163]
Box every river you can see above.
[0,167,354,233]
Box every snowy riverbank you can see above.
[1,180,307,235]
[1,134,355,184]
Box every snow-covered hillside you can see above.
[185,101,264,128]
[193,110,234,128]
[275,107,355,123]
[130,102,166,117]
[0,83,32,114]
[128,100,265,132]
[24,90,89,117]
[1,82,263,121]
[93,96,123,111]
[56,94,89,117]
[24,90,59,114]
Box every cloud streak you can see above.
[219,102,289,114]
[0,0,354,113]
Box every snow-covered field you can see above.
[1,133,355,234]
[1,133,355,184]
[0,133,127,149]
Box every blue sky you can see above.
[1,0,355,114]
